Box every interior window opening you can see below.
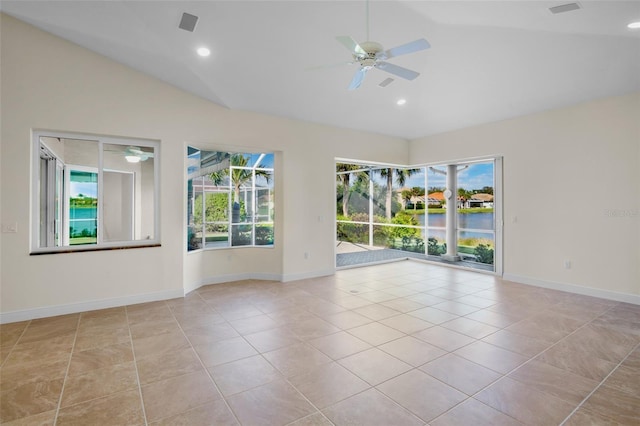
[33,132,159,253]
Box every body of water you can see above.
[417,212,494,241]
[70,206,97,235]
[417,212,494,230]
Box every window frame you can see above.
[31,130,161,254]
[335,156,502,274]
[187,148,275,252]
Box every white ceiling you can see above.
[2,1,639,139]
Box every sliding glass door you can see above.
[336,157,501,274]
[425,158,500,272]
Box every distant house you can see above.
[397,187,426,209]
[427,192,464,208]
[467,193,494,208]
[427,192,445,206]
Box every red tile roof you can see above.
[428,192,445,201]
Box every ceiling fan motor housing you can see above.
[354,41,386,64]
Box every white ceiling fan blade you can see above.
[336,36,366,55]
[376,62,420,80]
[348,67,368,90]
[384,38,430,59]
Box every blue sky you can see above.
[70,182,97,198]
[405,163,494,191]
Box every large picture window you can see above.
[336,157,501,273]
[32,131,159,253]
[187,147,274,251]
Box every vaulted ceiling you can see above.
[2,1,639,139]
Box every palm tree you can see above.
[336,163,368,217]
[401,189,413,210]
[210,154,271,204]
[410,186,425,210]
[377,168,420,220]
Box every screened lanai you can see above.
[335,159,500,273]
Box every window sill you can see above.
[30,243,161,255]
[187,245,274,254]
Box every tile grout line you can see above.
[416,295,625,424]
[52,315,80,426]
[125,305,150,426]
[0,320,32,369]
[280,371,338,426]
[365,281,518,421]
[300,273,625,425]
[210,291,354,426]
[185,273,482,425]
[457,300,627,425]
[5,263,631,425]
[170,294,243,425]
[557,334,640,425]
[199,283,426,424]
[300,275,509,423]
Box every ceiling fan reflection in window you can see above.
[123,146,153,163]
[105,145,154,163]
[331,0,431,90]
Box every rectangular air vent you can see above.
[179,12,199,32]
[549,3,581,14]
[379,78,394,88]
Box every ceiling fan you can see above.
[105,145,154,163]
[123,146,153,163]
[333,0,431,90]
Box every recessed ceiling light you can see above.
[396,99,407,106]
[628,21,640,29]
[196,47,211,57]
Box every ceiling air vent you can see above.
[549,3,581,14]
[179,12,199,32]
[378,78,394,88]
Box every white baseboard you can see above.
[0,289,184,324]
[282,268,335,283]
[503,273,640,305]
[186,269,336,293]
[190,272,282,292]
[4,269,339,323]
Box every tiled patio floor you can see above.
[336,241,493,271]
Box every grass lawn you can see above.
[70,237,97,245]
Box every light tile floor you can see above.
[1,261,639,425]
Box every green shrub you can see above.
[474,244,494,264]
[389,211,420,240]
[427,238,446,255]
[336,213,369,244]
[255,225,274,245]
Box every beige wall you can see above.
[410,93,640,298]
[2,13,638,321]
[0,14,407,320]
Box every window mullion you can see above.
[97,140,104,244]
[252,170,256,246]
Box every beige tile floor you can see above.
[1,261,639,425]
